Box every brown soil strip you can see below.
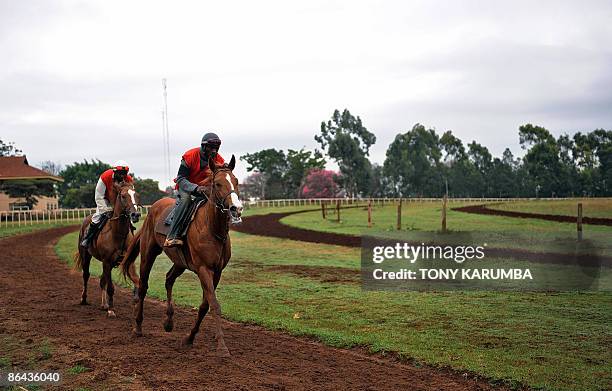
[267,265,360,284]
[453,204,612,226]
[234,210,612,267]
[0,227,509,390]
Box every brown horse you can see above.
[122,155,242,356]
[75,181,141,317]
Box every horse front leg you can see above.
[102,262,116,318]
[184,267,228,356]
[99,266,108,311]
[163,265,185,332]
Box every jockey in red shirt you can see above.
[164,132,225,247]
[80,160,133,247]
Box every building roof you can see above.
[0,156,63,182]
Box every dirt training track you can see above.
[0,227,507,390]
[453,204,612,226]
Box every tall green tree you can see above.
[0,139,22,156]
[593,130,612,196]
[133,178,166,205]
[489,149,519,197]
[242,148,325,198]
[285,149,325,197]
[439,131,472,196]
[519,124,564,197]
[467,141,493,197]
[59,159,110,207]
[315,109,376,196]
[383,124,442,196]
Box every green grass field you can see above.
[279,202,612,256]
[53,205,612,391]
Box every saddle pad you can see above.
[154,197,207,237]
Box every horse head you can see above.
[209,154,243,224]
[113,181,141,224]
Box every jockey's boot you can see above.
[164,191,192,247]
[80,220,101,248]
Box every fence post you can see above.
[368,199,372,228]
[396,199,402,230]
[577,203,583,241]
[336,200,340,222]
[322,203,326,219]
[442,194,448,233]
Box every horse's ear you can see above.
[228,155,236,170]
[208,156,217,172]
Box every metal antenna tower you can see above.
[162,78,172,184]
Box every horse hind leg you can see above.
[79,249,92,305]
[164,265,185,332]
[128,262,140,303]
[133,242,160,337]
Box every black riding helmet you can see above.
[201,132,221,157]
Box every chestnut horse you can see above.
[75,181,141,317]
[122,155,243,356]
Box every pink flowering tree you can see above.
[300,169,341,198]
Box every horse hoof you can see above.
[107,310,116,318]
[216,348,231,358]
[163,319,173,332]
[181,337,193,347]
[100,305,109,311]
[79,300,88,305]
[132,329,143,337]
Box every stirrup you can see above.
[164,238,183,247]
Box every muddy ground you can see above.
[452,204,612,226]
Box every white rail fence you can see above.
[0,206,151,228]
[243,197,597,208]
[0,197,605,228]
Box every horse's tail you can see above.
[121,228,142,279]
[73,250,83,271]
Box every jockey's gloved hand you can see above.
[195,185,208,196]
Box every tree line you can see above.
[242,109,611,199]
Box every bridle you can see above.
[210,168,238,214]
[110,187,139,221]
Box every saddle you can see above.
[89,212,136,235]
[154,196,208,237]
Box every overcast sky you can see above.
[1,0,611,187]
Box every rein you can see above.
[110,188,138,261]
[204,168,237,243]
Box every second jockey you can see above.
[80,160,133,248]
[164,132,225,247]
